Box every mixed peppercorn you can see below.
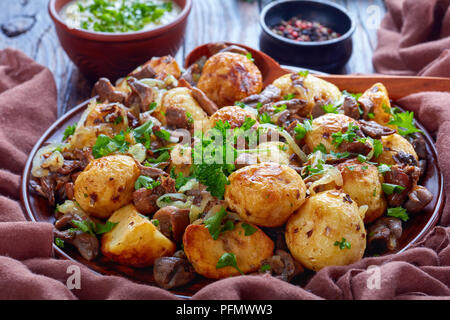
[271,16,341,42]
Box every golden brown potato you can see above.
[285,190,366,271]
[101,204,176,267]
[183,222,274,279]
[256,141,294,165]
[70,101,128,149]
[197,52,263,107]
[376,133,418,165]
[272,73,342,116]
[358,83,394,127]
[304,113,356,153]
[146,55,181,79]
[329,159,387,223]
[74,155,140,219]
[206,105,258,132]
[225,162,306,227]
[156,87,209,126]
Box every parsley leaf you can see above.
[170,169,194,191]
[389,111,422,136]
[92,131,129,158]
[260,264,271,272]
[234,101,247,108]
[134,176,161,190]
[154,128,171,141]
[204,207,228,240]
[273,104,287,114]
[94,221,119,234]
[55,237,64,249]
[294,119,313,140]
[331,122,359,148]
[313,143,327,153]
[283,93,295,100]
[241,223,257,236]
[334,237,351,250]
[258,112,273,124]
[62,122,77,142]
[216,252,243,275]
[298,70,309,77]
[387,207,409,222]
[321,103,339,114]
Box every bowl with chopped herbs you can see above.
[49,0,192,80]
[259,0,355,72]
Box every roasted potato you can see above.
[183,221,274,279]
[358,83,394,127]
[146,55,181,79]
[197,52,263,107]
[205,105,258,132]
[328,159,387,223]
[285,190,366,271]
[156,87,208,127]
[271,73,342,116]
[74,155,140,219]
[304,113,356,153]
[256,141,295,165]
[225,162,306,227]
[101,204,176,267]
[70,101,128,149]
[376,133,418,165]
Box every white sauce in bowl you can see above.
[60,0,181,33]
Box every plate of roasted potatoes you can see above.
[22,43,444,297]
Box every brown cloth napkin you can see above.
[373,0,450,76]
[1,48,449,300]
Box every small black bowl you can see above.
[259,0,355,72]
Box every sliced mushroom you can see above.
[242,84,282,107]
[359,120,396,139]
[53,229,99,261]
[153,206,190,242]
[342,96,360,120]
[126,77,155,113]
[191,87,219,116]
[404,185,433,214]
[367,217,402,252]
[260,249,303,282]
[93,77,127,104]
[153,257,195,289]
[129,64,156,80]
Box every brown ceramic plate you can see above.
[21,45,446,297]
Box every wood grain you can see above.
[1,0,385,115]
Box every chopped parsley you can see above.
[241,223,257,236]
[216,252,243,275]
[154,128,171,141]
[204,207,230,240]
[170,169,194,191]
[134,175,161,190]
[75,0,174,33]
[55,237,64,249]
[234,101,247,108]
[62,122,77,141]
[389,111,422,136]
[258,112,273,124]
[313,143,327,154]
[331,122,360,148]
[273,104,287,114]
[283,93,295,100]
[321,103,339,114]
[70,219,118,235]
[260,264,271,272]
[148,102,157,111]
[151,219,159,227]
[113,115,123,125]
[367,112,375,119]
[298,70,309,77]
[387,207,409,222]
[246,52,254,62]
[92,131,129,158]
[334,237,351,250]
[294,119,313,140]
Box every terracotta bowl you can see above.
[48,0,192,81]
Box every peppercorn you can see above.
[271,16,340,42]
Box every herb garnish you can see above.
[62,122,77,141]
[387,207,409,222]
[334,237,351,250]
[216,252,243,275]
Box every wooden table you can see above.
[1,0,385,116]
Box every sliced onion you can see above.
[259,123,307,162]
[156,193,192,209]
[178,178,199,193]
[57,200,87,217]
[308,165,343,196]
[128,143,146,163]
[140,78,165,89]
[32,144,67,178]
[359,205,369,220]
[189,192,213,223]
